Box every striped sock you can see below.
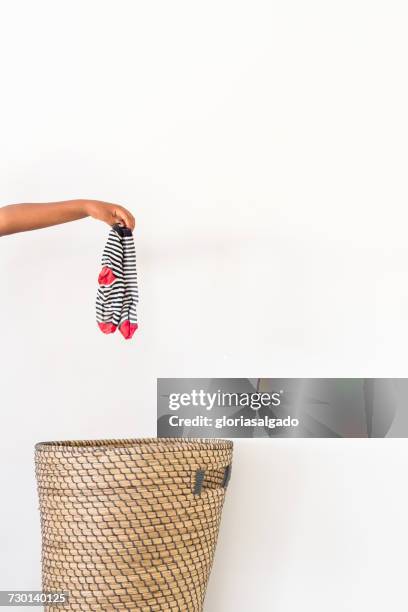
[96,225,125,334]
[119,230,139,339]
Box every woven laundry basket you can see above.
[35,438,233,612]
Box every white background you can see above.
[0,1,408,610]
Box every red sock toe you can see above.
[98,321,117,334]
[119,320,138,340]
[98,266,117,286]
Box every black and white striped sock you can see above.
[119,230,139,339]
[96,226,125,334]
[96,224,139,339]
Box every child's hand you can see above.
[0,199,136,237]
[85,200,135,231]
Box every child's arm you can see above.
[0,199,135,236]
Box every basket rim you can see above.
[35,437,233,454]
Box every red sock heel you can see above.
[98,266,117,286]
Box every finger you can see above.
[115,208,135,230]
[128,214,136,230]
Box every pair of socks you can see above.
[96,224,139,340]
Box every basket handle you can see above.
[193,465,232,496]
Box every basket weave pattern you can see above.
[35,439,233,611]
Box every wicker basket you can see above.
[35,438,233,611]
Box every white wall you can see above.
[0,1,408,610]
